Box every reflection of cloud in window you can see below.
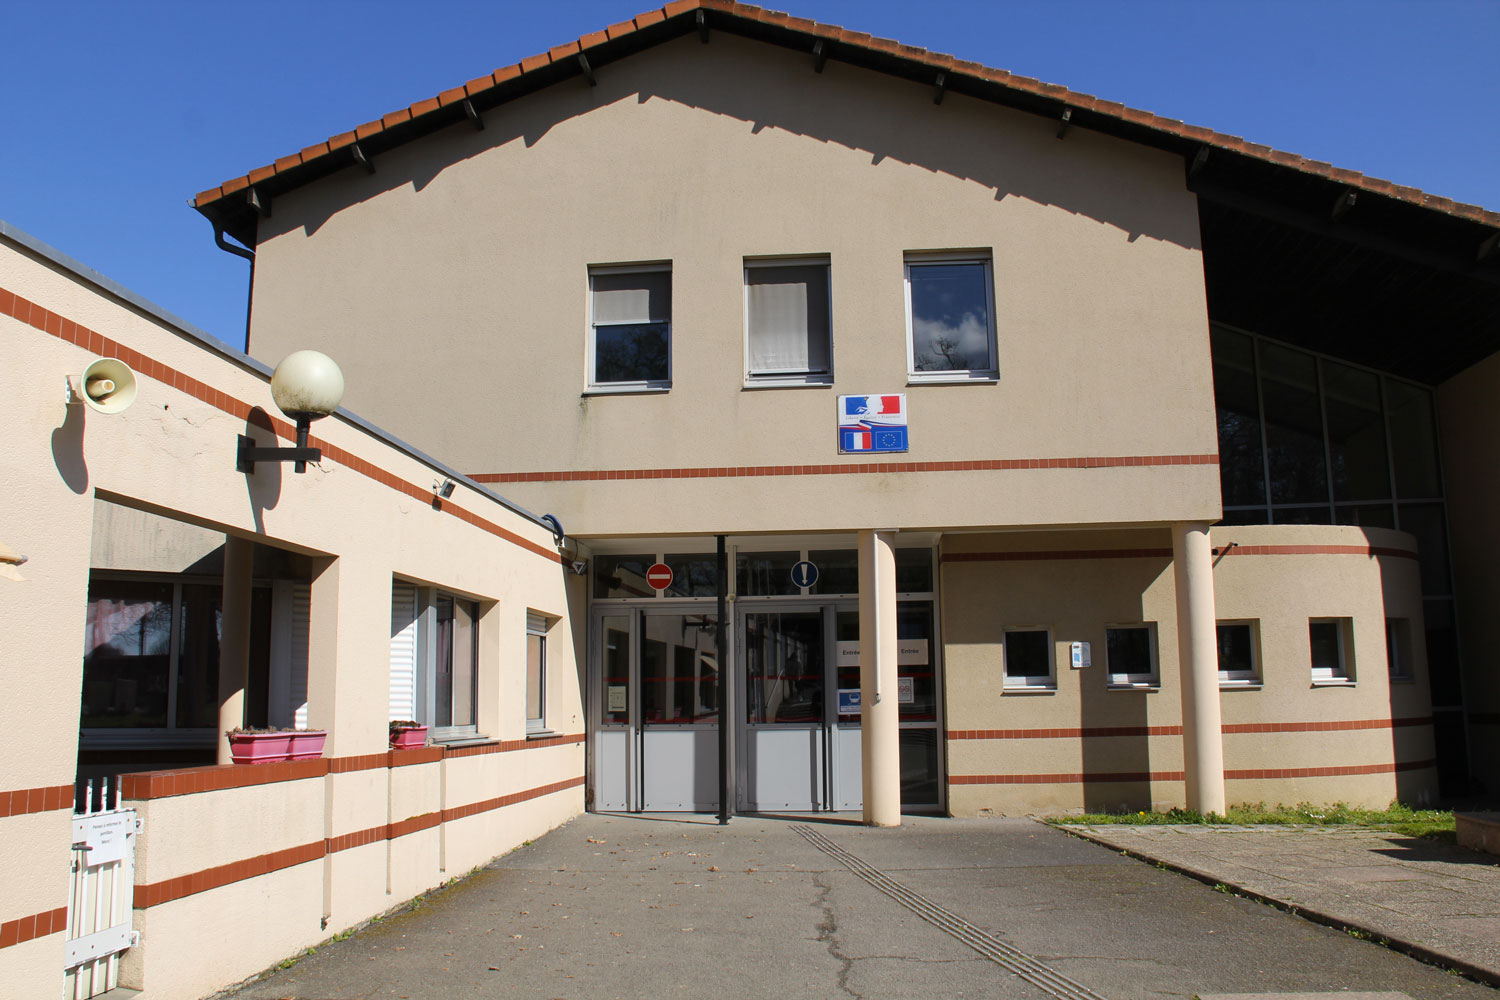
[913,312,988,370]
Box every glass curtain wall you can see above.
[1210,324,1466,788]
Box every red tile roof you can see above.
[192,0,1500,232]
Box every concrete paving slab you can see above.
[223,816,1500,1000]
[1062,823,1500,988]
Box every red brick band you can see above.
[0,906,69,950]
[0,785,74,818]
[471,454,1219,484]
[134,841,325,909]
[944,543,1417,564]
[136,776,585,908]
[0,285,561,565]
[950,758,1437,786]
[121,735,584,798]
[948,716,1433,740]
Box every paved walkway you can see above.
[223,815,1499,1000]
[1060,823,1500,986]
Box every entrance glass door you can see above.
[592,608,720,812]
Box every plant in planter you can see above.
[286,727,328,760]
[389,720,428,749]
[227,727,292,764]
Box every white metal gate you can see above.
[66,778,139,1000]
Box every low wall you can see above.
[120,736,584,998]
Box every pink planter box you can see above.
[390,726,428,749]
[288,730,327,760]
[228,732,292,764]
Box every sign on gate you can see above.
[67,778,140,999]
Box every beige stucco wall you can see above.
[942,524,1434,815]
[0,227,585,997]
[246,32,1219,538]
[1437,351,1500,794]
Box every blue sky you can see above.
[5,1,1497,350]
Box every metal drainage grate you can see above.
[792,824,1111,1000]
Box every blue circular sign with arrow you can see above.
[791,560,819,589]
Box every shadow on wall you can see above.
[1375,533,1443,806]
[52,397,89,494]
[260,34,1200,253]
[1079,556,1173,813]
[243,406,282,533]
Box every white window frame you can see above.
[1310,617,1354,685]
[904,252,998,382]
[1003,627,1055,691]
[527,612,551,736]
[1105,623,1159,689]
[1216,620,1261,688]
[411,587,483,742]
[743,256,833,387]
[586,263,672,393]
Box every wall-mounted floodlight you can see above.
[434,477,457,499]
[67,358,138,414]
[237,350,345,474]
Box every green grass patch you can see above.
[1050,801,1454,842]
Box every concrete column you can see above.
[858,529,901,827]
[217,534,255,764]
[1172,521,1227,815]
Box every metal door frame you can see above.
[733,599,857,812]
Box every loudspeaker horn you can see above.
[71,357,138,414]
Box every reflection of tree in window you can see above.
[1260,344,1327,505]
[1210,327,1266,507]
[910,264,990,373]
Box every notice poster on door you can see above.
[897,676,914,704]
[607,686,628,713]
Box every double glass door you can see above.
[592,598,941,814]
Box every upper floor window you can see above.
[744,258,832,385]
[589,265,671,390]
[905,253,997,381]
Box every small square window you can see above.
[1106,624,1158,687]
[1004,628,1054,690]
[527,612,551,734]
[1386,618,1412,682]
[1216,621,1260,686]
[1310,618,1353,684]
[589,266,671,389]
[745,258,832,384]
[905,253,997,380]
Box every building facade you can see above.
[194,2,1498,816]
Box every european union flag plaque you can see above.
[838,394,908,454]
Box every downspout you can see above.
[212,225,256,352]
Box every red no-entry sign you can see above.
[646,563,673,591]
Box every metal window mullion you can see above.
[1316,356,1336,519]
[165,584,183,730]
[1251,334,1273,519]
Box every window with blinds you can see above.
[589,266,671,388]
[744,258,832,384]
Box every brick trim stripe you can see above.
[443,776,585,822]
[944,543,1418,564]
[0,784,74,818]
[950,758,1437,786]
[944,548,1172,563]
[121,734,584,799]
[0,906,69,950]
[134,841,324,909]
[470,454,1218,484]
[137,775,585,907]
[0,285,561,566]
[947,716,1433,740]
[1216,544,1419,561]
[445,734,586,757]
